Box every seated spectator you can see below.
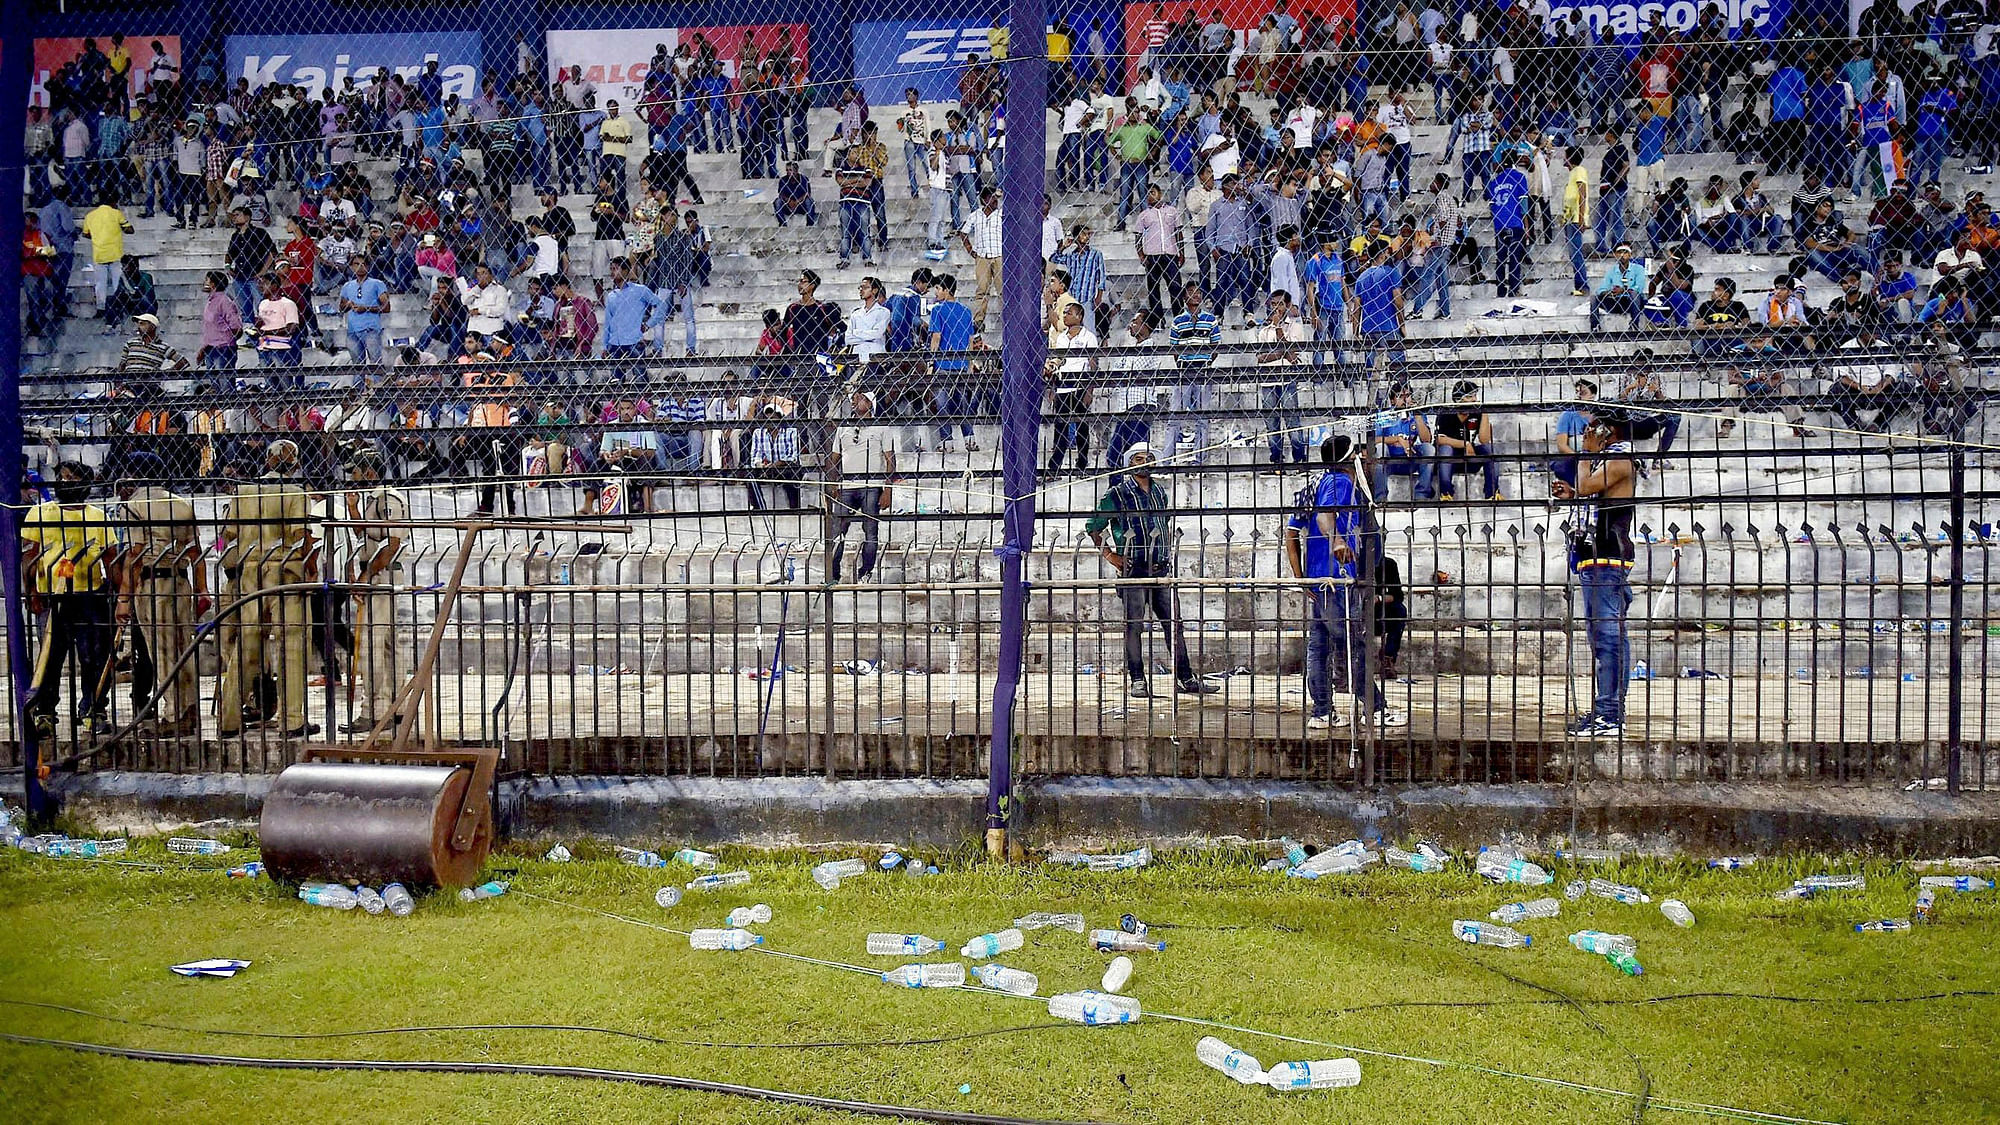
[1718,361,1805,438]
[1646,177,1692,254]
[1788,169,1837,240]
[1692,175,1736,252]
[1915,181,1959,259]
[1820,269,1886,347]
[415,232,458,291]
[1826,359,1900,433]
[1432,379,1500,501]
[1588,242,1645,332]
[1644,248,1695,328]
[1732,171,1783,254]
[1905,322,1980,434]
[597,397,662,512]
[1745,274,1813,354]
[415,274,469,357]
[1868,179,1925,261]
[1919,273,1979,349]
[1692,277,1750,355]
[1550,377,1595,487]
[317,219,358,293]
[1874,252,1919,323]
[1801,198,1868,282]
[1612,357,1681,465]
[774,160,818,226]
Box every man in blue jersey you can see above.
[1487,151,1529,298]
[1286,434,1406,732]
[1301,231,1348,366]
[1853,81,1900,201]
[1351,240,1405,376]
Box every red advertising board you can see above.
[1118,1,1353,86]
[546,24,809,106]
[31,36,182,108]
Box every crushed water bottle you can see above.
[1278,838,1310,868]
[1047,991,1141,1025]
[868,933,945,956]
[1556,847,1625,862]
[1774,881,1816,901]
[45,838,128,858]
[0,824,17,849]
[691,928,764,951]
[1660,899,1695,927]
[725,904,774,927]
[1090,929,1165,953]
[1120,913,1154,936]
[812,858,868,888]
[1803,874,1866,892]
[904,862,938,878]
[1563,879,1587,901]
[882,962,964,988]
[458,881,508,902]
[1476,850,1552,886]
[1855,919,1912,933]
[1292,850,1370,878]
[382,883,415,917]
[1101,955,1134,993]
[226,862,265,879]
[1489,898,1562,924]
[1918,876,1994,892]
[1015,912,1086,933]
[544,844,573,863]
[961,928,1024,959]
[1417,842,1453,864]
[353,886,386,915]
[1708,856,1755,869]
[673,849,720,869]
[1604,950,1645,976]
[1196,1036,1265,1084]
[300,885,360,910]
[688,871,752,891]
[974,964,1039,996]
[1261,857,1291,872]
[1045,850,1089,866]
[1085,847,1153,872]
[1264,1058,1361,1090]
[1383,846,1447,873]
[615,846,667,868]
[879,852,906,870]
[1914,888,1937,923]
[167,837,231,856]
[1453,920,1531,948]
[1587,878,1651,904]
[655,886,684,909]
[1569,930,1638,958]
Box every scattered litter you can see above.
[583,664,638,675]
[841,659,879,676]
[1476,848,1552,886]
[1918,876,1993,891]
[300,884,359,910]
[1708,857,1754,869]
[813,858,868,889]
[1119,913,1156,936]
[904,862,939,878]
[880,852,906,870]
[1490,898,1561,923]
[974,964,1039,995]
[1564,879,1587,900]
[872,717,905,726]
[1046,846,1151,871]
[617,846,669,868]
[167,837,231,856]
[883,962,963,988]
[688,871,753,892]
[1203,665,1252,679]
[1382,846,1447,873]
[1854,919,1912,933]
[958,1084,973,1095]
[655,886,683,909]
[1914,888,1937,923]
[1196,1036,1265,1084]
[1678,666,1728,679]
[545,844,573,863]
[171,959,251,978]
[675,849,719,868]
[868,933,946,956]
[383,884,414,916]
[1588,878,1651,905]
[1660,899,1696,927]
[1453,920,1531,948]
[1570,930,1638,957]
[962,928,1025,959]
[726,904,774,927]
[1603,950,1645,975]
[44,838,127,859]
[1090,929,1165,953]
[1015,912,1085,933]
[1047,991,1141,1025]
[355,886,387,915]
[226,862,264,879]
[1629,660,1655,681]
[1101,955,1134,993]
[691,928,763,951]
[1264,1058,1361,1090]
[458,880,508,902]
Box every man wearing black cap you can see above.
[115,454,207,737]
[1551,410,1638,739]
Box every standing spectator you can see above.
[1596,127,1630,255]
[957,187,1005,332]
[844,275,892,366]
[253,273,302,376]
[81,191,134,332]
[1051,223,1110,327]
[1085,442,1217,698]
[1110,105,1162,230]
[1912,73,1955,189]
[835,151,878,269]
[1302,230,1348,363]
[21,211,61,344]
[827,391,896,582]
[39,192,78,318]
[928,273,979,453]
[896,88,929,199]
[1203,173,1255,327]
[550,275,599,367]
[196,270,242,385]
[1254,289,1307,466]
[1287,435,1405,731]
[225,204,275,323]
[1550,412,1638,738]
[1132,182,1184,320]
[338,257,390,365]
[1560,146,1591,295]
[1351,239,1405,374]
[599,100,633,189]
[1488,153,1528,298]
[1044,300,1098,472]
[1371,380,1434,499]
[1442,92,1495,201]
[172,120,205,229]
[1168,282,1218,462]
[601,256,664,379]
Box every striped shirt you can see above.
[119,336,185,372]
[1428,191,1464,245]
[1169,308,1219,367]
[1049,246,1106,307]
[751,426,801,465]
[1451,111,1494,156]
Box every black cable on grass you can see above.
[1301,988,2000,1017]
[0,1032,1108,1125]
[1462,953,1653,1125]
[0,998,1074,1051]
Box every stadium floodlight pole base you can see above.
[987,827,1008,859]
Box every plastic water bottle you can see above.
[0,824,18,849]
[674,849,720,869]
[1101,955,1134,993]
[1918,876,1994,892]
[1914,888,1937,923]
[1046,851,1089,866]
[1569,930,1637,957]
[458,881,507,902]
[1604,950,1645,975]
[687,871,752,891]
[904,862,938,878]
[961,928,1024,959]
[46,838,128,858]
[1090,929,1166,953]
[300,884,360,910]
[868,933,945,956]
[655,886,683,909]
[1453,920,1531,948]
[382,883,415,917]
[1015,912,1086,933]
[1803,874,1866,891]
[1292,851,1369,878]
[1587,878,1651,904]
[1476,850,1552,885]
[1047,991,1142,1025]
[1417,842,1452,864]
[354,886,386,915]
[1489,898,1562,924]
[1120,913,1155,936]
[1855,919,1912,933]
[1084,846,1152,872]
[1195,1036,1265,1084]
[226,862,265,879]
[1708,857,1755,869]
[1774,882,1815,901]
[879,852,906,870]
[1557,847,1625,862]
[725,903,774,927]
[1382,846,1445,873]
[544,844,573,863]
[1279,837,1310,868]
[1264,1058,1361,1090]
[167,837,231,856]
[1563,879,1587,901]
[615,846,667,868]
[1660,899,1695,927]
[882,962,964,988]
[812,858,868,888]
[691,928,764,951]
[974,964,1039,996]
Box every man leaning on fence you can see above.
[1286,435,1407,733]
[342,451,408,735]
[216,440,319,742]
[114,453,208,738]
[1085,444,1217,700]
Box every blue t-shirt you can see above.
[1876,270,1918,304]
[1920,295,1966,323]
[886,290,923,351]
[340,277,389,331]
[1635,117,1667,165]
[1807,81,1848,129]
[1287,470,1360,579]
[1770,68,1807,121]
[1858,99,1894,146]
[1301,251,1346,310]
[1917,89,1956,140]
[1487,168,1527,230]
[1556,408,1589,445]
[1355,265,1400,334]
[929,299,974,369]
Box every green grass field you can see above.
[0,839,1995,1124]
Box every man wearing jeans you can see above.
[1561,146,1591,295]
[827,391,896,583]
[338,257,390,365]
[1551,412,1636,739]
[1169,283,1218,463]
[1286,434,1406,731]
[1254,291,1307,466]
[1086,444,1219,699]
[896,89,929,199]
[1588,242,1646,331]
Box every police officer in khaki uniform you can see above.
[114,452,210,737]
[216,440,319,740]
[341,450,409,734]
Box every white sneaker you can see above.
[1305,712,1350,731]
[1374,710,1410,728]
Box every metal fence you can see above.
[6,333,1997,792]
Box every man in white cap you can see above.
[117,312,190,374]
[1084,443,1218,699]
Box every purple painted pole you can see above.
[987,0,1047,857]
[0,30,42,819]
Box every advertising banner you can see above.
[224,32,482,101]
[546,25,810,108]
[1547,0,1788,37]
[850,19,1001,103]
[1118,0,1358,87]
[32,37,181,108]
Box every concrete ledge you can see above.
[45,771,2000,856]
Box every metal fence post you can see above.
[0,31,42,821]
[1948,442,1966,795]
[988,0,1048,858]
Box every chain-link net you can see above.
[9,2,2000,789]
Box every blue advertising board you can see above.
[223,31,484,101]
[851,19,1001,104]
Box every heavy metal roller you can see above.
[260,519,626,889]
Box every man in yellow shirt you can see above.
[1561,145,1592,296]
[599,100,634,190]
[81,191,135,332]
[23,461,117,738]
[987,18,1010,61]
